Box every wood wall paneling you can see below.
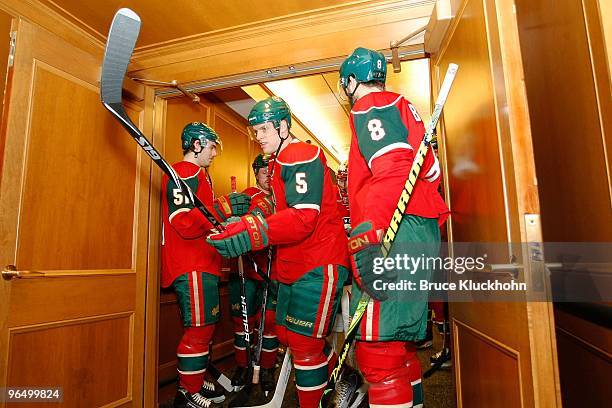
[435,0,510,245]
[0,10,12,177]
[209,103,251,195]
[554,307,612,406]
[0,19,148,405]
[433,0,561,405]
[515,0,612,242]
[7,313,132,407]
[17,63,137,270]
[455,321,522,407]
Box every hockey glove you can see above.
[213,193,252,222]
[207,214,269,258]
[348,221,389,301]
[250,195,274,219]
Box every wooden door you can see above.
[432,0,561,406]
[0,18,149,407]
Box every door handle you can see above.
[464,263,564,281]
[2,265,45,280]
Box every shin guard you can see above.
[260,309,279,369]
[405,343,423,408]
[356,341,413,407]
[232,316,256,367]
[177,325,215,394]
[288,331,330,408]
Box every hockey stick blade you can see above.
[100,8,222,229]
[319,63,459,407]
[232,351,292,408]
[208,362,234,393]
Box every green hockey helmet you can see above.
[248,96,292,130]
[252,153,270,173]
[181,122,222,151]
[339,47,387,92]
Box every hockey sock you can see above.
[177,325,215,394]
[260,309,279,369]
[406,343,423,408]
[288,331,330,408]
[232,316,256,367]
[356,341,413,407]
[323,341,338,376]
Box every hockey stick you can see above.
[101,8,235,394]
[251,257,270,385]
[319,63,459,407]
[229,177,254,394]
[232,350,292,408]
[101,8,221,229]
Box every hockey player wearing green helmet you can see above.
[163,122,226,408]
[339,47,449,408]
[208,96,350,408]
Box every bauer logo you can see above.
[137,136,161,160]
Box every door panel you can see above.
[17,63,136,270]
[433,0,560,406]
[0,18,148,407]
[456,322,522,407]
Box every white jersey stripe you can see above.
[424,155,439,178]
[351,95,403,115]
[169,207,190,223]
[365,299,374,341]
[368,143,413,169]
[177,351,209,357]
[317,265,335,337]
[276,146,321,166]
[293,203,321,211]
[192,271,201,326]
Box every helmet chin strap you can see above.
[346,81,361,106]
[190,138,206,158]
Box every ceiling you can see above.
[213,58,431,168]
[40,0,388,48]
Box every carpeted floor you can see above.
[160,332,455,408]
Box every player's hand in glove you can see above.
[348,221,388,301]
[250,195,274,219]
[213,192,252,222]
[207,214,269,258]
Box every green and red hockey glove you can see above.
[207,214,269,258]
[250,195,274,219]
[213,192,252,222]
[348,221,389,301]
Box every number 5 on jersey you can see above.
[173,188,191,205]
[296,172,308,193]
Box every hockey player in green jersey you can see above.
[207,96,349,408]
[162,122,228,408]
[338,47,449,408]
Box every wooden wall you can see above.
[0,17,149,406]
[514,0,612,405]
[432,0,560,405]
[515,0,612,243]
[0,11,12,177]
[554,305,612,406]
